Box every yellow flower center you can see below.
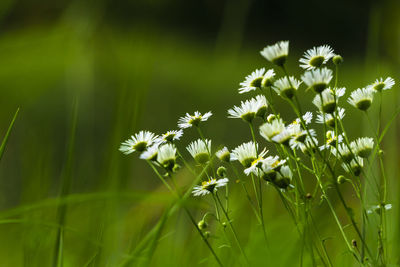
[251,157,263,166]
[272,160,280,168]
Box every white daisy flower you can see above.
[369,77,395,92]
[260,118,286,142]
[312,87,345,113]
[347,88,375,111]
[342,156,363,176]
[192,177,229,197]
[187,139,212,164]
[289,127,316,150]
[287,123,306,139]
[301,67,333,93]
[331,143,353,163]
[274,165,293,189]
[156,130,183,144]
[333,87,347,97]
[239,68,266,94]
[289,112,313,127]
[243,153,282,177]
[273,76,302,99]
[258,156,287,181]
[301,112,313,125]
[178,111,212,129]
[231,141,267,168]
[271,127,293,145]
[299,136,319,156]
[260,41,289,66]
[119,131,158,154]
[228,96,265,122]
[255,95,269,117]
[244,156,266,176]
[320,130,343,150]
[351,137,374,158]
[157,144,177,171]
[140,144,159,161]
[299,45,335,70]
[261,69,276,88]
[216,147,231,162]
[316,107,345,127]
[367,203,392,215]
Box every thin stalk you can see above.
[176,148,196,175]
[196,126,216,177]
[215,193,249,266]
[0,107,19,162]
[309,213,333,267]
[225,181,229,212]
[230,163,262,222]
[335,64,339,88]
[247,122,269,247]
[53,100,79,267]
[248,122,259,156]
[365,111,388,264]
[310,157,360,261]
[147,162,224,267]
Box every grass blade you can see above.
[53,100,79,267]
[0,108,19,161]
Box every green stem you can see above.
[364,111,388,264]
[215,193,250,266]
[230,163,262,222]
[334,64,339,88]
[176,148,196,175]
[196,126,216,177]
[147,162,224,267]
[247,122,269,247]
[310,158,359,261]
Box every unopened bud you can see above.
[217,166,227,177]
[267,114,276,122]
[198,220,208,230]
[337,175,346,184]
[333,55,343,65]
[204,231,211,239]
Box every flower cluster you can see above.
[119,41,395,265]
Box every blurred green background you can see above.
[0,0,399,266]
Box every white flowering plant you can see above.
[120,42,397,266]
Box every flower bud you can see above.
[217,166,227,177]
[261,75,274,88]
[337,175,346,184]
[198,220,208,230]
[333,55,343,65]
[204,231,211,239]
[267,114,276,122]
